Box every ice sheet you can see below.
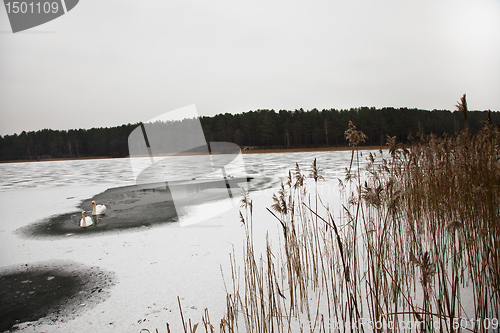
[0,150,378,332]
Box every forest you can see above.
[0,107,498,161]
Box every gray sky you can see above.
[1,0,499,136]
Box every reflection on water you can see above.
[89,214,103,227]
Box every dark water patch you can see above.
[0,260,115,331]
[248,175,279,191]
[19,177,254,238]
[20,183,178,238]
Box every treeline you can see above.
[0,124,136,161]
[1,107,498,161]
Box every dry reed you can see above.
[182,95,499,332]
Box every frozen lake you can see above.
[0,150,376,332]
[0,150,367,193]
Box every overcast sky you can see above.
[1,0,499,136]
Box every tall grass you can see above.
[186,96,499,332]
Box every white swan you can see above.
[80,211,94,227]
[92,201,106,215]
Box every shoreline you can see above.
[240,145,388,154]
[0,145,388,164]
[0,156,123,164]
